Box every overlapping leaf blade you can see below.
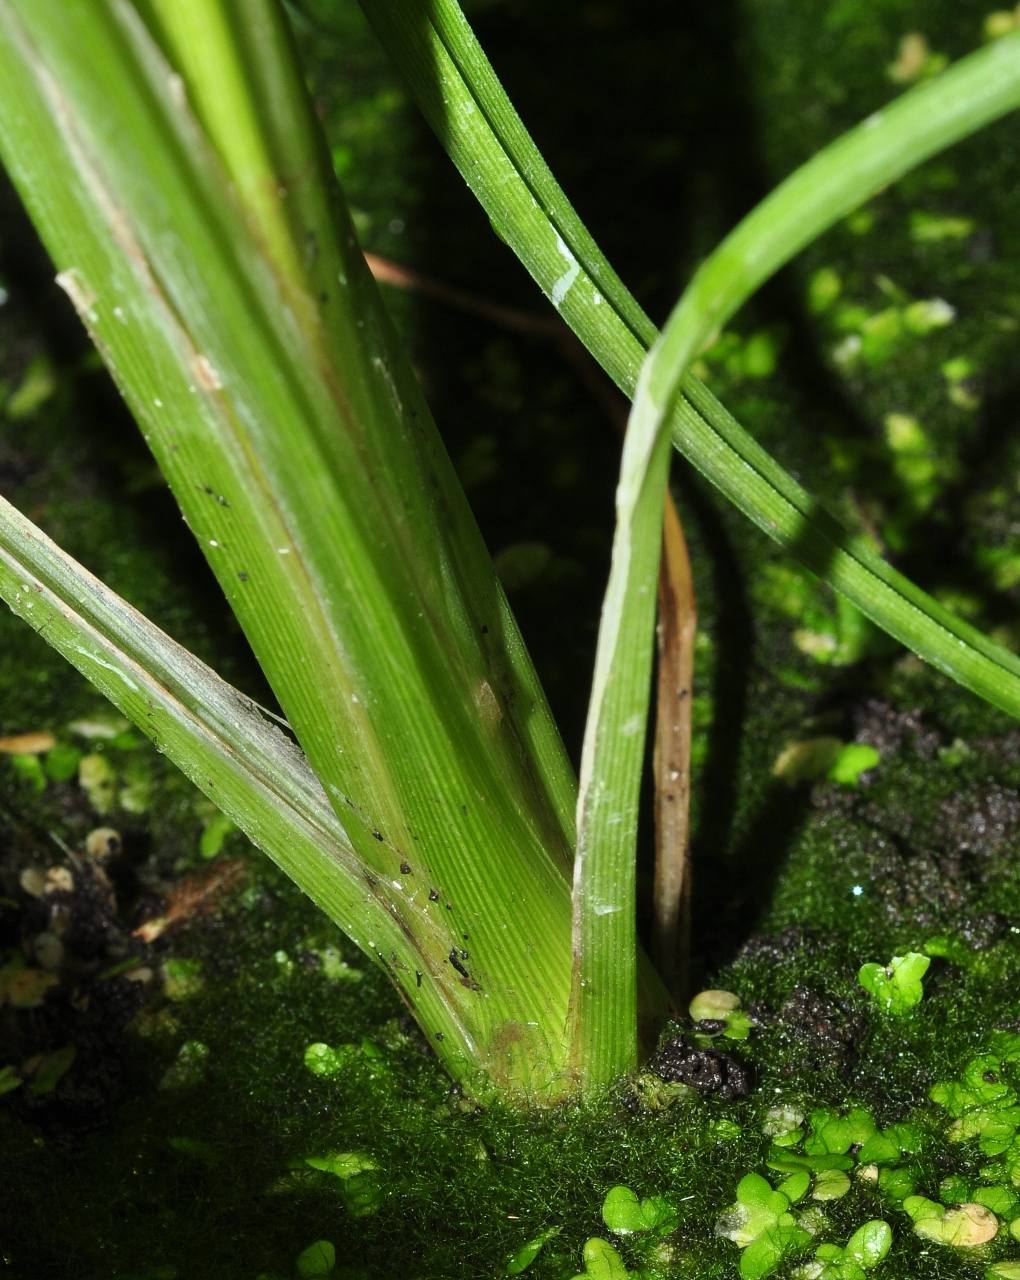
[0,0,580,1095]
[359,0,1020,1086]
[0,492,479,1060]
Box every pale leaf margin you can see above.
[0,494,480,1073]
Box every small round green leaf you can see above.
[737,1173,781,1209]
[846,1221,893,1269]
[689,989,741,1021]
[828,742,880,785]
[639,1194,676,1233]
[602,1185,646,1234]
[571,1238,629,1280]
[857,1133,900,1165]
[304,1043,345,1078]
[812,1169,851,1201]
[296,1240,335,1277]
[777,1172,810,1204]
[740,1224,811,1280]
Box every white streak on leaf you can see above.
[550,234,580,308]
[75,648,139,692]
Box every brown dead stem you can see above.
[651,494,696,1005]
[365,253,697,1006]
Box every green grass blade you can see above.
[580,32,1020,1083]
[358,0,1020,1087]
[639,30,1020,456]
[414,0,657,348]
[358,0,652,398]
[0,494,482,1073]
[358,0,666,1089]
[0,0,578,1095]
[674,383,1020,718]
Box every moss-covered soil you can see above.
[6,0,1020,1277]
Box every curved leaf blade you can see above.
[359,0,1020,1088]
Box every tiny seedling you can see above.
[739,1220,813,1280]
[804,1107,879,1156]
[858,953,930,1015]
[505,1227,561,1276]
[689,989,752,1040]
[569,1238,632,1280]
[717,1173,794,1249]
[718,1172,813,1278]
[601,1186,676,1236]
[803,1220,893,1280]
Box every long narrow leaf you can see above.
[674,384,1020,718]
[0,0,579,1095]
[0,495,483,1072]
[580,32,1020,1081]
[356,0,1020,1086]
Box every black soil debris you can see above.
[775,986,866,1075]
[652,1034,749,1099]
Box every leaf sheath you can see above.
[0,0,579,1095]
